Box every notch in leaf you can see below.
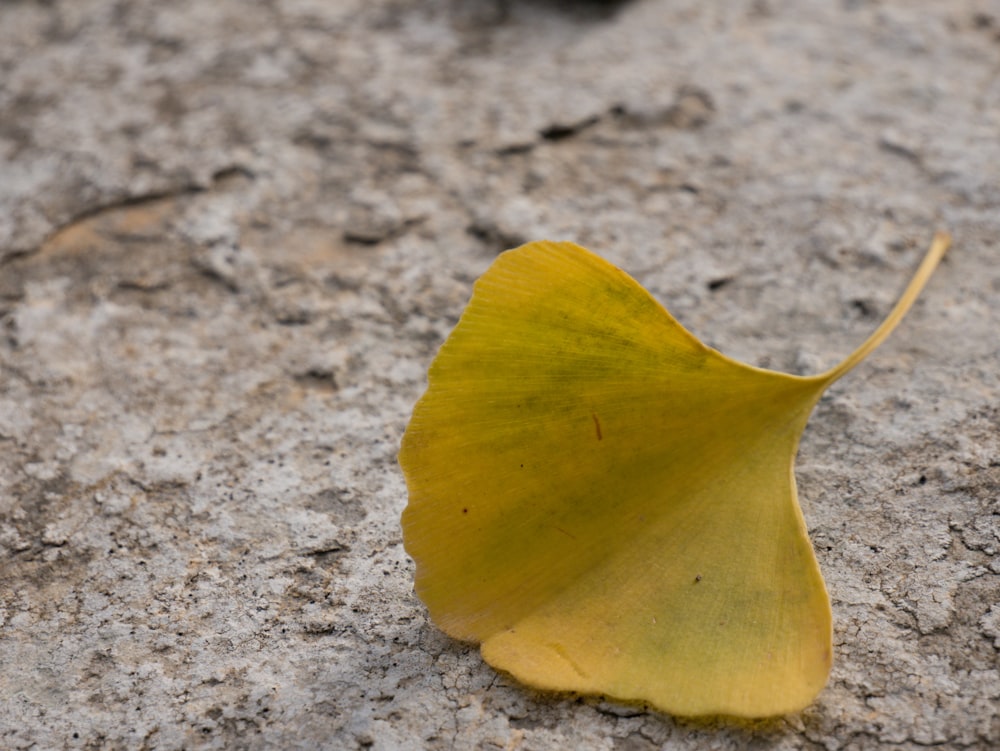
[399,232,951,718]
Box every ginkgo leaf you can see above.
[399,231,951,718]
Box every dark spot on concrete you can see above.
[707,277,732,292]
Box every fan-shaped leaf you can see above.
[399,232,950,717]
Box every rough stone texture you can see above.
[1,0,997,749]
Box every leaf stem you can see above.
[819,231,952,386]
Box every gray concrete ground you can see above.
[1,1,997,749]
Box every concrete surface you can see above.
[1,1,997,749]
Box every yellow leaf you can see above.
[399,231,951,718]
